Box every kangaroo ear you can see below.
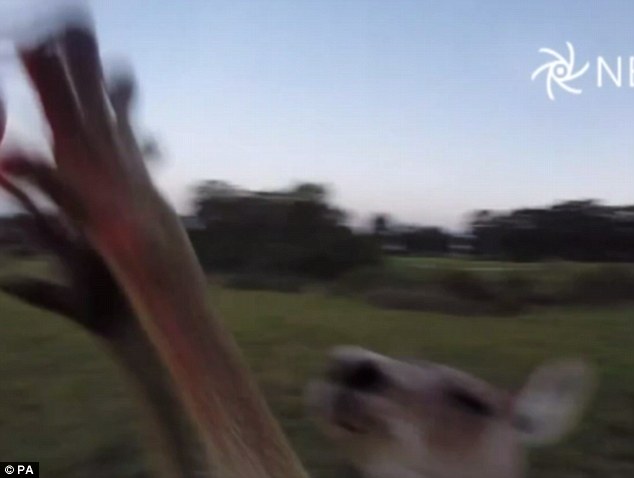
[511,360,596,446]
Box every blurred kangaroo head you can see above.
[306,346,595,478]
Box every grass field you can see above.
[388,255,625,277]
[0,281,633,477]
[390,256,542,270]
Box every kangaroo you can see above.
[307,346,595,478]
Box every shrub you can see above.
[364,287,522,316]
[494,271,536,304]
[337,262,634,313]
[329,266,387,295]
[567,265,634,304]
[435,269,496,301]
[330,265,419,295]
[365,287,467,314]
[223,273,308,293]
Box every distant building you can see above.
[448,232,475,256]
[381,241,408,254]
[377,226,408,254]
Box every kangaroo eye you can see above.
[446,389,494,416]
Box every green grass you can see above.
[0,282,632,477]
[385,257,634,304]
[388,255,616,278]
[390,256,538,269]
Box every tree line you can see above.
[371,200,634,263]
[3,183,634,277]
[470,200,634,261]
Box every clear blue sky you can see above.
[2,0,634,230]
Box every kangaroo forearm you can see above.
[105,318,209,478]
[94,197,309,478]
[7,19,309,478]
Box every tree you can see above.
[189,181,381,278]
[468,200,634,261]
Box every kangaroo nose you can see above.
[327,358,387,393]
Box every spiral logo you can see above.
[531,42,589,100]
